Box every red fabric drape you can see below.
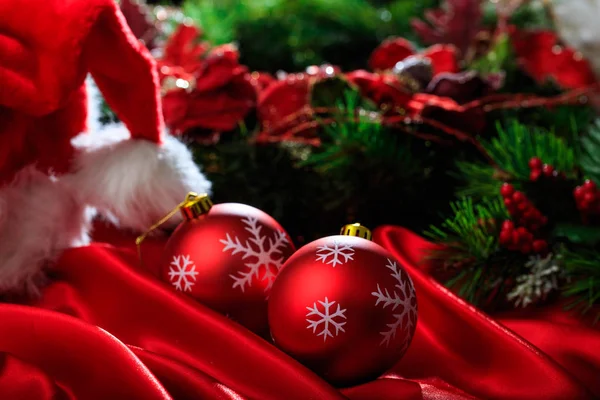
[0,223,597,399]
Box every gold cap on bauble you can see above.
[340,223,372,241]
[181,192,213,220]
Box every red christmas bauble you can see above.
[268,224,417,386]
[159,194,295,335]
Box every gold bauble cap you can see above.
[180,192,213,220]
[340,223,372,240]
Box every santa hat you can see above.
[0,0,211,294]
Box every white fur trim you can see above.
[0,168,91,295]
[86,76,103,135]
[66,124,212,232]
[551,0,600,77]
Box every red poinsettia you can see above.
[157,24,257,142]
[368,37,459,76]
[510,28,596,90]
[411,0,483,59]
[256,65,340,144]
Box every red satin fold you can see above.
[374,226,599,400]
[0,223,596,399]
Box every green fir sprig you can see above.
[562,248,600,321]
[452,161,503,199]
[580,119,600,185]
[483,120,576,180]
[425,197,508,261]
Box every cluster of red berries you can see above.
[499,220,548,254]
[500,183,548,230]
[499,183,549,254]
[528,157,564,181]
[574,180,600,217]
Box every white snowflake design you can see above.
[372,259,417,349]
[306,297,347,342]
[315,241,355,267]
[507,253,561,308]
[168,255,199,292]
[220,216,289,293]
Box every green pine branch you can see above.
[580,119,600,185]
[562,247,600,321]
[483,120,576,180]
[182,0,439,72]
[424,196,508,261]
[302,91,419,176]
[451,161,504,199]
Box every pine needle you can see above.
[483,120,576,179]
[579,119,600,185]
[424,197,508,260]
[562,248,600,320]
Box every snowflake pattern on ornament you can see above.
[372,259,417,349]
[315,241,355,267]
[168,255,199,292]
[306,297,347,342]
[220,216,289,293]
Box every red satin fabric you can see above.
[0,223,597,399]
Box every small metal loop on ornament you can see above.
[135,192,212,266]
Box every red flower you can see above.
[346,70,412,110]
[157,25,256,140]
[368,37,459,76]
[511,29,596,89]
[408,94,486,137]
[256,65,339,144]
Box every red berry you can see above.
[541,216,548,225]
[584,192,595,204]
[502,220,514,231]
[529,157,543,170]
[580,199,591,211]
[501,183,515,198]
[583,180,597,192]
[520,243,532,254]
[511,231,521,245]
[542,164,554,177]
[530,170,541,181]
[574,186,585,201]
[523,210,536,221]
[516,227,528,240]
[532,240,548,253]
[517,202,528,212]
[512,191,525,203]
[529,223,540,232]
[499,230,512,244]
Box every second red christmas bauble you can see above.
[268,223,417,387]
[159,193,295,335]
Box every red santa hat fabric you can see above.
[0,0,211,295]
[0,0,163,183]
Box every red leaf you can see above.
[409,94,486,137]
[421,45,460,75]
[163,73,256,134]
[411,0,483,58]
[161,24,208,74]
[120,0,157,49]
[195,45,244,92]
[511,29,596,89]
[368,38,415,71]
[257,78,315,143]
[346,70,413,109]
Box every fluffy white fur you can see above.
[551,0,600,77]
[0,168,91,295]
[65,124,212,232]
